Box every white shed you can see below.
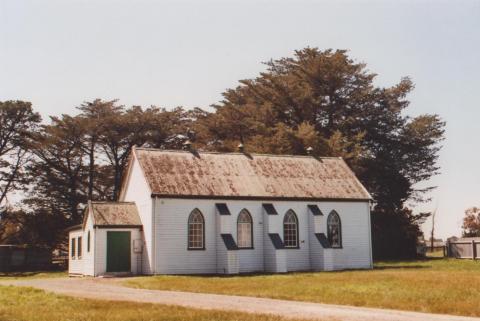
[68,202,144,276]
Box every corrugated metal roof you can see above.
[134,148,371,200]
[88,202,142,226]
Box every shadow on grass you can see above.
[373,257,447,270]
[0,271,62,278]
[131,259,446,279]
[153,266,410,278]
[374,265,430,270]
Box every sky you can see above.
[1,0,479,239]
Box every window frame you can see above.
[237,209,254,249]
[187,209,205,250]
[327,210,342,248]
[77,236,82,259]
[71,237,76,259]
[283,210,299,249]
[87,230,91,253]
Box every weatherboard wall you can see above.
[94,227,143,276]
[121,154,153,275]
[82,213,95,276]
[308,212,324,271]
[68,229,83,275]
[152,198,372,274]
[68,213,95,276]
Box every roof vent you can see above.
[238,143,244,153]
[306,146,314,155]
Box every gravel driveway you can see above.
[1,277,478,321]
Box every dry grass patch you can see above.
[426,250,446,258]
[0,286,319,321]
[125,258,480,317]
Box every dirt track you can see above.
[1,277,478,321]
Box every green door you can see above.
[106,231,131,272]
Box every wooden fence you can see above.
[447,239,480,259]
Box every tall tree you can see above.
[21,100,193,248]
[195,48,445,259]
[77,99,122,200]
[0,101,41,208]
[97,105,190,200]
[27,115,88,226]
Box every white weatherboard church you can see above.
[68,146,373,276]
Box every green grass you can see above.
[124,258,480,317]
[426,249,446,258]
[0,271,66,280]
[0,285,315,321]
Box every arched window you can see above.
[237,209,253,248]
[283,210,299,248]
[327,211,342,248]
[188,209,205,250]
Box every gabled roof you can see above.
[83,201,142,227]
[133,147,371,201]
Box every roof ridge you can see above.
[134,147,342,160]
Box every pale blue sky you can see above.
[1,0,479,238]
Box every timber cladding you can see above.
[447,238,480,259]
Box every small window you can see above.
[237,209,253,248]
[71,238,76,259]
[188,209,205,250]
[327,211,342,248]
[77,236,82,258]
[87,231,91,252]
[283,210,299,248]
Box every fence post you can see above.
[473,240,477,260]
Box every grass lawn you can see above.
[0,286,310,321]
[124,258,480,317]
[0,271,66,280]
[426,250,446,258]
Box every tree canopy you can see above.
[462,207,480,237]
[0,101,41,208]
[0,48,445,258]
[192,48,444,258]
